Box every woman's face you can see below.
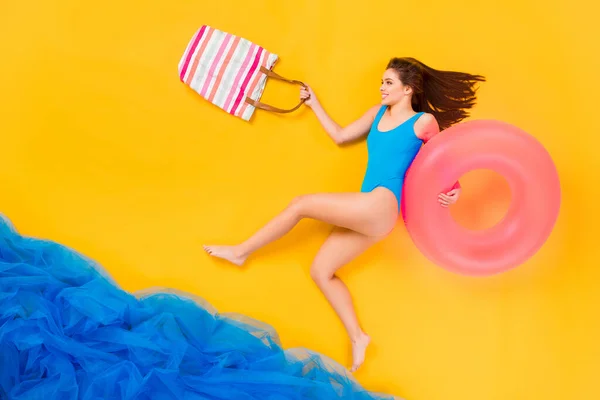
[380,68,412,105]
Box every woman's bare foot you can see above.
[349,332,371,373]
[202,245,247,266]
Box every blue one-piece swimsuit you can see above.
[360,106,425,210]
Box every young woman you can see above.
[203,57,485,372]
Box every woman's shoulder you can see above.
[366,104,385,118]
[414,112,439,140]
[416,112,436,124]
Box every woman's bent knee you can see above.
[286,195,307,219]
[310,263,332,285]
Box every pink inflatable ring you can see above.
[402,120,561,276]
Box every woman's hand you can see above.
[300,85,317,108]
[438,188,461,207]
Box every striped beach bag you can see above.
[178,25,307,121]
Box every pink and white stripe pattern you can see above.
[178,25,279,121]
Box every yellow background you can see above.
[1,0,598,399]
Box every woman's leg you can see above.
[310,226,384,372]
[203,189,396,265]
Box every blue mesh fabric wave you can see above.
[0,215,399,400]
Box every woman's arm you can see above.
[415,114,461,205]
[301,85,379,145]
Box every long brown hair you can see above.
[386,57,485,131]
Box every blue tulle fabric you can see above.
[0,215,397,400]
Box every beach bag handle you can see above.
[245,66,308,114]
